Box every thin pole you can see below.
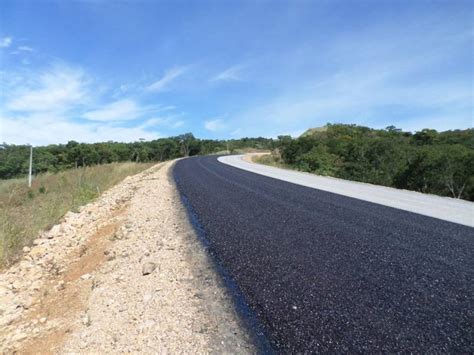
[28,145,33,188]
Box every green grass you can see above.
[0,162,154,265]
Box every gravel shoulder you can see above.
[0,160,255,353]
[220,154,474,227]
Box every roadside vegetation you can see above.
[1,125,472,263]
[0,162,153,265]
[0,134,272,179]
[255,124,474,201]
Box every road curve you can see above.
[173,156,474,353]
[219,155,474,227]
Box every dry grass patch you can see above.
[252,152,289,169]
[0,162,153,265]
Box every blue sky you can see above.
[0,0,472,145]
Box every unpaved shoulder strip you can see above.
[219,154,474,227]
[0,161,255,354]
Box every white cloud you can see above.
[210,65,244,82]
[5,64,88,112]
[226,69,473,137]
[204,118,226,131]
[224,33,472,136]
[0,36,12,48]
[0,113,161,145]
[18,46,34,52]
[0,62,173,145]
[82,99,146,122]
[142,116,185,129]
[146,66,188,92]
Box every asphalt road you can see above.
[219,155,474,227]
[173,156,474,353]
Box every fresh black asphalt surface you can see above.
[173,156,474,353]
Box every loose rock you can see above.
[141,262,157,276]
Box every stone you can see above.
[30,280,42,291]
[11,332,28,342]
[20,296,35,309]
[0,312,21,327]
[143,292,153,303]
[56,281,66,291]
[104,249,116,261]
[22,246,31,253]
[11,280,23,290]
[142,262,157,276]
[30,246,47,259]
[81,273,92,280]
[39,317,47,324]
[19,260,33,269]
[82,314,91,326]
[47,225,60,239]
[64,211,78,220]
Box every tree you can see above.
[176,133,196,157]
[295,145,339,175]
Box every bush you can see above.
[274,124,474,200]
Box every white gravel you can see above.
[1,160,255,353]
[218,154,474,227]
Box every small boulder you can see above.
[142,262,157,276]
[30,246,47,259]
[48,224,63,239]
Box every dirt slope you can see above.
[0,161,254,354]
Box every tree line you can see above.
[2,125,473,201]
[0,133,272,179]
[273,124,474,201]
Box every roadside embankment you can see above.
[0,161,254,353]
[0,162,154,265]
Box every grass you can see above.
[0,162,154,265]
[252,153,289,169]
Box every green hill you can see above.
[300,126,328,137]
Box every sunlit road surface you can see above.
[219,154,474,227]
[173,156,473,353]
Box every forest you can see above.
[272,124,474,201]
[0,134,272,179]
[1,124,473,200]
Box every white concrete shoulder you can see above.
[218,155,474,228]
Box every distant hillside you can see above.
[300,126,328,137]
